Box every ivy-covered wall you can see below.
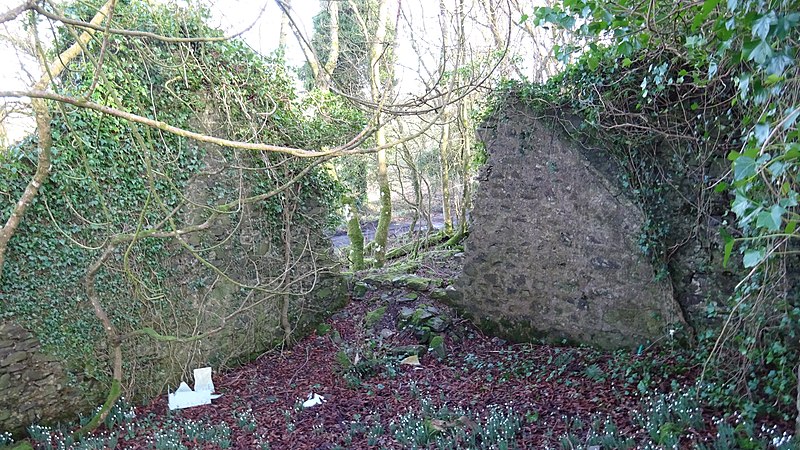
[0,0,362,434]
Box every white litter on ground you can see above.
[193,367,215,393]
[167,367,221,410]
[302,393,325,408]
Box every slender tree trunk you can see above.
[278,0,291,53]
[374,129,392,266]
[321,0,339,90]
[439,115,453,234]
[341,195,365,271]
[74,244,123,438]
[403,148,423,237]
[370,0,392,267]
[456,0,471,234]
[458,101,472,234]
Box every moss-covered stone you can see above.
[364,306,387,329]
[429,335,446,358]
[389,345,427,356]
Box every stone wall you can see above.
[453,102,687,349]
[0,322,86,434]
[0,143,348,435]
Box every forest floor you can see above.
[24,248,795,450]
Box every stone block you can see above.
[1,352,28,367]
[454,107,686,349]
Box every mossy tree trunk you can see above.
[439,113,454,235]
[369,0,392,268]
[374,132,392,267]
[342,194,365,271]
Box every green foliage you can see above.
[505,0,800,423]
[233,408,257,433]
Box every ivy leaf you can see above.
[754,123,770,145]
[782,107,799,130]
[742,39,773,66]
[693,0,720,31]
[786,143,800,159]
[721,228,734,268]
[756,205,784,232]
[733,156,756,180]
[617,41,634,57]
[732,193,751,217]
[743,248,765,268]
[751,12,777,40]
[737,72,751,99]
[767,53,792,76]
[767,160,785,178]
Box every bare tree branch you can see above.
[0,0,33,25]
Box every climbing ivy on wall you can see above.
[0,0,364,400]
[492,0,800,422]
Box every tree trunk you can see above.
[278,0,291,53]
[439,114,453,234]
[456,0,471,234]
[321,0,339,90]
[374,130,392,267]
[370,0,392,267]
[401,146,423,237]
[341,195,365,271]
[73,244,123,439]
[458,101,472,234]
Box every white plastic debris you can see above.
[168,382,211,410]
[167,367,221,410]
[302,393,325,408]
[194,367,215,393]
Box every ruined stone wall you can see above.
[0,323,87,433]
[453,102,687,349]
[0,144,348,435]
